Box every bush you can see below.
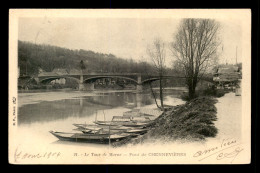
[181,86,227,101]
[203,87,216,96]
[201,87,227,98]
[180,93,190,101]
[215,89,226,97]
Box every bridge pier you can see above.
[86,83,95,90]
[136,84,143,92]
[79,74,84,91]
[78,83,95,91]
[79,83,95,91]
[34,77,39,84]
[79,83,85,91]
[136,75,143,92]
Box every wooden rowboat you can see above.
[49,130,132,144]
[93,120,150,127]
[73,123,133,130]
[93,115,153,127]
[73,126,148,135]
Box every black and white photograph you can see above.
[8,9,251,164]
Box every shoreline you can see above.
[115,92,241,147]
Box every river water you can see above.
[17,89,186,148]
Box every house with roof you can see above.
[213,64,242,88]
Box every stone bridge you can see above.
[35,72,213,92]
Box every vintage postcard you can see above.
[9,9,251,164]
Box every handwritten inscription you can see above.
[193,138,243,163]
[216,147,244,162]
[14,147,61,163]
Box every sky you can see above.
[18,17,242,67]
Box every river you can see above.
[16,88,186,148]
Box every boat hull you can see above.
[73,124,148,135]
[73,123,133,130]
[93,121,150,127]
[50,131,132,144]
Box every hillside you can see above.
[18,41,156,76]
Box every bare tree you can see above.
[147,38,166,110]
[170,19,220,99]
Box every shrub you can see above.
[180,93,190,101]
[181,85,227,101]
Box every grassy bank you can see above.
[148,96,218,141]
[113,96,218,147]
[181,87,228,101]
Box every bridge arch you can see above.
[141,78,160,84]
[39,76,80,84]
[142,76,214,85]
[84,76,138,84]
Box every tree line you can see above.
[18,40,158,76]
[18,40,187,88]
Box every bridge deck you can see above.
[37,73,214,83]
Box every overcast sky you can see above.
[18,17,242,66]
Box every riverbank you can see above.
[113,96,217,147]
[114,92,242,147]
[148,96,218,141]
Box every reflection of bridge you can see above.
[35,72,213,92]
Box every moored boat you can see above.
[73,123,133,130]
[93,115,153,127]
[49,130,132,144]
[73,126,148,135]
[93,120,150,127]
[123,109,156,117]
[112,115,151,123]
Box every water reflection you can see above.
[136,93,142,108]
[18,90,184,125]
[18,92,152,125]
